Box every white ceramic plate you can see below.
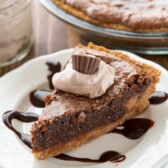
[0,49,168,168]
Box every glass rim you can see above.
[0,0,32,22]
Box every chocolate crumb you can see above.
[75,112,86,123]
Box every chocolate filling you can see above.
[31,47,155,153]
[31,76,151,151]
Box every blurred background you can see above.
[0,0,168,76]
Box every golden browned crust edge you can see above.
[52,0,168,33]
[84,42,160,84]
[33,81,155,159]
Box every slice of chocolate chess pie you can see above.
[31,43,160,159]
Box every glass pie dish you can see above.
[40,0,168,55]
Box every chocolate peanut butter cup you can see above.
[72,53,101,74]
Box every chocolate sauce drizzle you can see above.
[149,91,168,105]
[46,61,61,90]
[29,61,61,108]
[111,118,154,139]
[56,151,125,163]
[3,111,155,163]
[2,111,38,148]
[29,89,52,108]
[2,111,126,163]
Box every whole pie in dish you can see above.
[52,0,168,32]
[31,43,160,159]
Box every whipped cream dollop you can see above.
[52,59,115,99]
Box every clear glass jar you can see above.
[0,0,32,67]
